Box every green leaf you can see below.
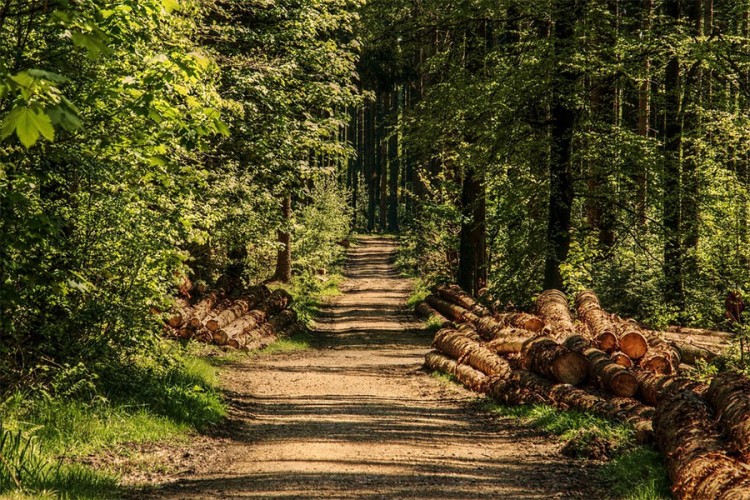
[71,32,108,60]
[11,107,55,148]
[163,0,180,13]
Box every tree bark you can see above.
[273,193,293,283]
[387,87,400,232]
[654,390,750,499]
[663,0,685,311]
[706,371,750,460]
[457,166,487,295]
[543,0,582,290]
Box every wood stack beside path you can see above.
[164,285,306,350]
[416,284,750,499]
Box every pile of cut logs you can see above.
[418,284,750,499]
[165,285,307,350]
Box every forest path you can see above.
[143,236,606,498]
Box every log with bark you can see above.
[484,326,542,354]
[260,289,293,316]
[648,331,722,364]
[535,289,576,339]
[415,302,452,327]
[654,390,750,499]
[424,350,487,391]
[666,325,734,341]
[707,371,750,461]
[432,328,511,377]
[268,309,298,331]
[575,290,619,353]
[216,310,266,344]
[186,293,218,329]
[484,313,545,334]
[167,298,189,328]
[562,335,638,397]
[633,370,708,406]
[425,295,479,323]
[205,298,254,332]
[484,369,653,443]
[521,336,588,386]
[434,284,489,316]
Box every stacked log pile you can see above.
[417,285,749,498]
[165,285,306,350]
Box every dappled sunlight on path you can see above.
[143,236,605,499]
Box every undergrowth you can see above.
[272,271,344,326]
[478,400,670,499]
[0,344,226,498]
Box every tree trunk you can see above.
[387,87,400,232]
[663,0,685,312]
[543,0,581,290]
[635,0,652,224]
[273,193,293,283]
[457,166,487,295]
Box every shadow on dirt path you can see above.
[140,236,606,499]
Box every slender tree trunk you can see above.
[543,0,582,290]
[387,87,400,232]
[636,0,653,225]
[273,193,292,283]
[682,0,703,279]
[457,166,487,295]
[663,0,684,311]
[365,102,377,232]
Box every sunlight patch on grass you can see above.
[477,400,670,499]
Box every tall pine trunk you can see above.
[663,0,684,311]
[543,0,582,290]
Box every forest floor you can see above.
[131,236,608,499]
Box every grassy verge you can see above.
[478,400,670,500]
[0,344,226,498]
[269,271,344,326]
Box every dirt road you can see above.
[145,236,605,498]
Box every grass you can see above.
[270,271,344,326]
[477,400,670,500]
[406,279,430,309]
[255,331,315,355]
[0,344,227,498]
[430,370,459,385]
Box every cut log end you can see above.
[521,316,545,332]
[550,351,588,386]
[620,331,648,360]
[611,352,633,368]
[608,371,639,398]
[595,331,619,353]
[641,355,673,374]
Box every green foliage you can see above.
[255,334,315,356]
[480,400,670,499]
[0,345,223,497]
[0,0,362,400]
[0,422,118,499]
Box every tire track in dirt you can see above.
[142,236,606,499]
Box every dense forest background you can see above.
[3,0,750,392]
[352,0,750,333]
